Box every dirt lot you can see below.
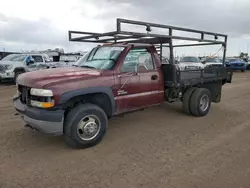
[0,72,250,188]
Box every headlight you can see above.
[30,88,53,97]
[30,88,54,108]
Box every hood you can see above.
[17,67,102,88]
[0,60,24,66]
[0,61,24,71]
[205,62,222,65]
[179,62,202,67]
[0,60,13,65]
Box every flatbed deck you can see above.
[162,65,232,87]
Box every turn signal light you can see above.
[31,100,55,108]
[42,102,55,108]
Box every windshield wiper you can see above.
[89,58,116,62]
[80,65,96,69]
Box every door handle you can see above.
[151,75,158,80]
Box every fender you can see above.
[59,86,115,115]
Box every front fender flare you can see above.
[58,86,115,115]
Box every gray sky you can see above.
[0,0,250,56]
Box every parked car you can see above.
[0,53,74,82]
[203,57,223,68]
[0,53,52,82]
[177,56,205,71]
[226,58,247,72]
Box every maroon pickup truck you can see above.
[13,18,233,148]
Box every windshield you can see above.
[1,54,26,62]
[205,58,221,63]
[77,46,125,70]
[180,56,200,63]
[60,55,77,62]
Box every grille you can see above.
[210,64,223,68]
[186,66,199,70]
[0,65,5,73]
[233,63,244,67]
[18,85,31,105]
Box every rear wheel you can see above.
[182,87,196,114]
[241,69,245,72]
[189,88,211,117]
[64,103,108,149]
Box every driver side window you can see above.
[120,48,154,73]
[120,49,138,73]
[31,55,43,63]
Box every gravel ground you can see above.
[0,72,250,188]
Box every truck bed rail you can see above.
[162,65,233,87]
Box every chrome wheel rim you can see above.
[77,115,101,141]
[200,95,209,111]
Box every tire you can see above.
[182,87,197,114]
[64,103,108,149]
[14,71,24,83]
[241,69,245,72]
[189,88,212,117]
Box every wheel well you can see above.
[14,68,25,73]
[63,93,112,118]
[199,81,223,103]
[181,81,223,103]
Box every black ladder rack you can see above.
[68,18,228,84]
[68,18,227,46]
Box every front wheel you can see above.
[64,103,108,149]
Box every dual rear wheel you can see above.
[182,87,212,117]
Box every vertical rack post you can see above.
[222,35,227,67]
[117,18,121,32]
[160,43,163,61]
[169,28,176,84]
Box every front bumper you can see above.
[0,72,14,80]
[13,96,65,135]
[231,66,247,70]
